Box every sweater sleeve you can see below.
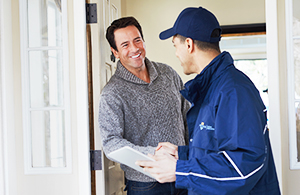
[175,86,269,194]
[178,77,190,145]
[171,68,191,145]
[98,93,156,159]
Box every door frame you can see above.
[73,0,92,195]
[265,0,282,190]
[0,0,18,194]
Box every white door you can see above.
[88,0,125,194]
[0,0,91,195]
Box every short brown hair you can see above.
[176,32,220,53]
[106,17,144,51]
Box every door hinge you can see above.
[86,3,97,24]
[90,150,102,170]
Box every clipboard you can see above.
[107,146,156,179]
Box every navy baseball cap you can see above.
[159,7,221,43]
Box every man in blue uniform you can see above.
[137,7,281,195]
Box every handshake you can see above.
[135,142,178,183]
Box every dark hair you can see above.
[106,17,144,51]
[176,29,221,53]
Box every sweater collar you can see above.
[114,57,158,84]
[181,51,234,103]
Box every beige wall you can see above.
[121,0,265,82]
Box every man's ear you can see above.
[185,38,194,53]
[111,47,119,59]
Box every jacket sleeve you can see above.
[98,93,156,160]
[178,145,189,160]
[175,86,269,194]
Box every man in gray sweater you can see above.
[98,17,189,195]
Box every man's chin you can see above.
[183,68,191,75]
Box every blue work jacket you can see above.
[176,52,280,195]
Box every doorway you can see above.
[86,0,125,194]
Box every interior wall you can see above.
[121,0,265,82]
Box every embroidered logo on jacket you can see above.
[199,122,215,131]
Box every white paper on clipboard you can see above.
[107,146,156,179]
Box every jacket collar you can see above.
[181,51,234,103]
[114,57,159,84]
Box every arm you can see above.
[139,86,268,194]
[166,65,190,145]
[137,143,189,183]
[176,72,190,145]
[175,86,268,194]
[98,93,156,159]
[155,142,189,160]
[181,88,190,145]
[141,153,178,183]
[155,142,178,159]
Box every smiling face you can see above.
[111,25,146,72]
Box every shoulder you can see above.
[220,67,255,90]
[152,60,184,88]
[99,75,124,103]
[215,67,260,102]
[101,75,119,94]
[151,60,178,75]
[149,60,182,83]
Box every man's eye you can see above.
[122,44,128,48]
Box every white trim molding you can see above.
[0,1,5,192]
[265,0,282,189]
[285,0,300,170]
[1,0,17,194]
[73,0,91,194]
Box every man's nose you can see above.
[130,43,139,52]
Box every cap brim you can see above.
[159,27,176,40]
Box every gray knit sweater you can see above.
[98,58,190,182]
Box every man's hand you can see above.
[155,142,178,159]
[136,152,177,183]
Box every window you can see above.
[220,35,268,107]
[20,0,71,174]
[286,0,300,169]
